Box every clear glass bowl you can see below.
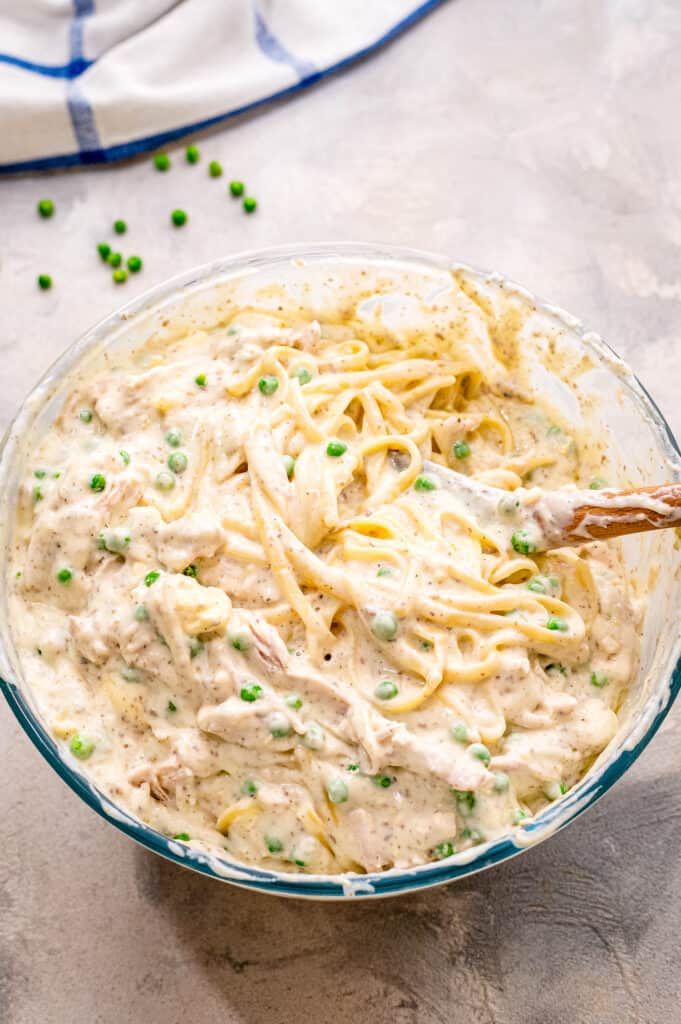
[1,243,680,900]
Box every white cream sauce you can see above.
[8,304,641,875]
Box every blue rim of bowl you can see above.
[2,242,681,900]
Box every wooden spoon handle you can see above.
[533,484,681,548]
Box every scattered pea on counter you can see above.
[33,148,259,291]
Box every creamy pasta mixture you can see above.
[10,300,640,874]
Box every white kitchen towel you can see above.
[0,0,444,173]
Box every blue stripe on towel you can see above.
[0,52,92,79]
[67,0,101,153]
[253,4,317,79]
[70,0,93,64]
[67,83,101,152]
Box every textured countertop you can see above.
[2,2,681,1022]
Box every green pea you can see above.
[451,721,468,743]
[414,475,437,491]
[493,771,510,793]
[266,836,283,854]
[69,733,95,759]
[544,781,568,801]
[240,683,263,702]
[326,441,347,457]
[527,574,559,594]
[511,529,537,555]
[229,630,251,652]
[284,694,302,709]
[90,473,106,492]
[433,840,455,860]
[134,605,149,621]
[127,256,143,273]
[546,616,569,632]
[167,451,188,474]
[294,367,312,385]
[371,610,399,641]
[113,219,127,235]
[497,494,520,517]
[589,478,607,490]
[144,570,160,587]
[374,679,399,700]
[267,711,291,738]
[452,440,470,459]
[78,408,93,423]
[372,774,393,788]
[37,274,52,291]
[182,564,197,578]
[37,198,55,219]
[33,485,43,502]
[452,790,476,814]
[97,527,131,555]
[229,180,244,197]
[302,723,325,750]
[153,153,171,171]
[167,700,177,712]
[326,778,349,804]
[165,427,182,447]
[56,567,73,584]
[283,455,296,479]
[112,269,128,285]
[258,375,279,396]
[107,251,122,267]
[195,373,207,388]
[590,671,608,688]
[185,144,200,163]
[243,196,257,214]
[241,778,259,796]
[208,160,223,178]
[155,470,176,491]
[171,209,187,227]
[346,763,360,772]
[469,742,491,767]
[97,243,111,261]
[174,833,191,842]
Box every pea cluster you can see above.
[33,143,259,292]
[153,145,257,216]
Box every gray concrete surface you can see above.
[2,1,681,1021]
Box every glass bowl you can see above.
[2,243,680,900]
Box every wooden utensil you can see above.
[421,461,681,554]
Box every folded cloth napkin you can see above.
[0,0,443,173]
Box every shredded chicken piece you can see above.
[248,616,290,673]
[128,756,186,801]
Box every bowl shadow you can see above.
[133,768,681,1024]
